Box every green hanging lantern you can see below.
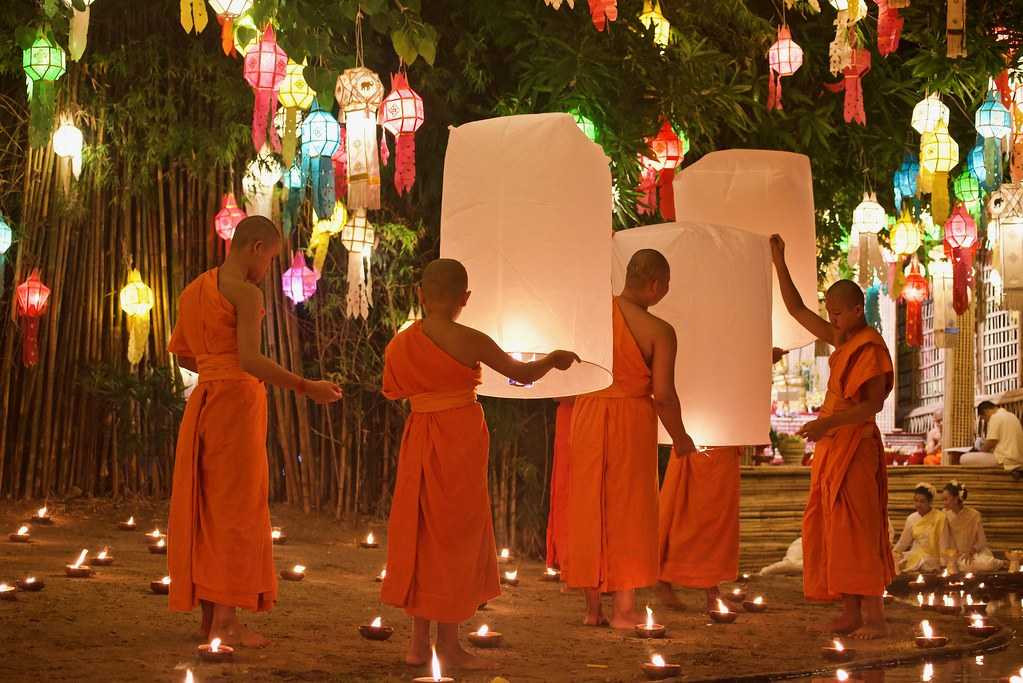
[570,109,598,142]
[23,34,67,147]
[953,168,983,220]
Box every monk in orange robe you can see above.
[563,250,698,628]
[772,234,895,639]
[381,258,578,669]
[546,397,574,570]
[167,216,341,646]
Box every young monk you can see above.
[771,234,895,639]
[381,258,578,670]
[563,249,698,628]
[546,397,574,571]
[167,216,342,646]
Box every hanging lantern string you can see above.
[355,9,365,67]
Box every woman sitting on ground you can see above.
[941,480,1005,572]
[893,483,948,572]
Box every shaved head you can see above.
[626,249,670,288]
[825,279,865,309]
[422,258,469,305]
[232,215,281,249]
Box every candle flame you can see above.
[25,577,35,584]
[941,568,949,577]
[546,567,558,576]
[942,594,953,607]
[500,548,510,559]
[651,654,666,667]
[716,598,730,614]
[127,516,134,525]
[753,596,763,605]
[16,525,28,535]
[915,573,925,583]
[926,593,935,606]
[0,583,11,592]
[98,549,108,560]
[732,588,742,595]
[148,528,161,538]
[917,593,924,606]
[185,670,194,683]
[921,619,933,639]
[72,549,87,568]
[970,613,984,627]
[271,529,281,539]
[371,616,382,628]
[366,531,375,544]
[478,624,489,636]
[964,572,974,579]
[160,576,171,585]
[430,645,442,681]
[836,669,849,682]
[922,662,934,682]
[210,638,221,653]
[378,568,387,579]
[645,605,655,628]
[966,594,975,605]
[156,538,166,548]
[505,570,518,581]
[833,639,844,652]
[292,564,305,573]
[978,582,986,589]
[37,506,47,517]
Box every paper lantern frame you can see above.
[214,193,247,242]
[23,37,67,82]
[891,211,922,256]
[911,93,950,135]
[944,204,977,249]
[243,31,287,91]
[335,67,385,116]
[278,60,316,110]
[380,75,425,136]
[852,192,887,234]
[638,0,671,47]
[17,269,51,317]
[208,0,251,18]
[119,269,154,316]
[300,107,341,158]
[0,218,12,255]
[768,26,803,77]
[975,92,1012,139]
[341,211,375,255]
[281,251,319,303]
[921,123,959,174]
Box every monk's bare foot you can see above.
[196,603,213,641]
[210,623,271,648]
[437,643,499,671]
[655,581,685,611]
[849,621,888,640]
[820,613,862,635]
[609,609,646,630]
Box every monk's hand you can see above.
[673,433,697,457]
[549,350,581,371]
[769,234,785,266]
[306,380,343,404]
[797,417,830,442]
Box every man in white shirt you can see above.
[960,401,1023,480]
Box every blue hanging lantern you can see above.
[967,139,987,189]
[893,154,919,212]
[299,102,341,221]
[865,284,882,332]
[974,90,1011,192]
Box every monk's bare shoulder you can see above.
[219,275,263,312]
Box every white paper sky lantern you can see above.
[613,222,772,446]
[440,113,613,399]
[673,149,818,350]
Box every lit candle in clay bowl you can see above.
[634,606,666,638]
[966,613,1001,638]
[467,623,503,648]
[541,567,561,582]
[710,598,737,623]
[822,638,855,662]
[500,569,519,587]
[642,653,681,680]
[359,531,379,549]
[358,616,394,641]
[915,620,948,649]
[65,549,94,578]
[9,525,31,543]
[280,564,306,581]
[148,537,167,555]
[271,527,287,545]
[118,516,137,531]
[412,647,454,683]
[31,506,52,525]
[151,576,171,595]
[743,595,767,612]
[0,583,16,602]
[92,547,115,566]
[17,576,44,592]
[197,637,234,662]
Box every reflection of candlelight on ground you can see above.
[0,583,16,601]
[634,605,666,638]
[271,527,287,545]
[924,593,936,610]
[93,547,115,566]
[412,646,454,683]
[498,548,512,564]
[467,623,503,648]
[541,567,561,582]
[31,506,52,524]
[118,516,136,531]
[922,662,934,682]
[915,620,948,648]
[185,669,194,683]
[938,594,960,615]
[9,525,31,543]
[743,595,766,612]
[966,613,1001,637]
[375,567,387,582]
[501,569,519,586]
[280,564,306,581]
[836,669,850,681]
[16,576,44,592]
[710,598,737,623]
[151,576,171,594]
[359,531,378,549]
[822,638,854,661]
[149,537,167,555]
[198,637,234,661]
[146,528,163,541]
[642,653,682,680]
[358,616,394,641]
[65,549,93,577]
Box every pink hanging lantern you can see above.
[380,73,425,195]
[824,48,871,125]
[767,26,803,111]
[16,269,51,367]
[214,193,247,243]
[243,26,288,152]
[943,203,978,314]
[281,251,319,304]
[874,0,904,56]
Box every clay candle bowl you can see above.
[964,595,987,613]
[541,567,561,582]
[65,549,93,578]
[92,548,115,566]
[937,595,961,615]
[915,620,947,649]
[412,647,454,683]
[30,506,52,525]
[280,564,306,582]
[822,639,855,662]
[118,516,137,531]
[358,616,394,641]
[271,527,287,545]
[359,532,378,549]
[500,569,519,587]
[743,595,767,613]
[882,590,894,605]
[149,538,167,555]
[966,614,1001,638]
[726,587,747,603]
[9,525,31,543]
[0,583,16,602]
[16,577,44,592]
[739,572,752,584]
[467,624,503,648]
[710,599,737,623]
[151,576,171,595]
[634,606,666,639]
[497,547,512,565]
[642,654,682,680]
[375,567,387,583]
[197,638,234,662]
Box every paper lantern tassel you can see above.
[950,246,975,315]
[636,166,658,216]
[68,5,90,61]
[824,49,870,125]
[217,15,235,56]
[858,233,886,287]
[393,134,416,195]
[282,108,299,167]
[379,133,390,168]
[344,110,381,210]
[307,228,332,274]
[658,168,676,221]
[346,250,372,319]
[21,317,41,366]
[983,136,1002,190]
[865,284,882,331]
[127,312,151,365]
[180,0,209,33]
[875,0,903,56]
[588,0,618,31]
[333,132,348,201]
[932,172,951,224]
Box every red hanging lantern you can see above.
[824,48,871,125]
[243,26,288,152]
[16,269,51,367]
[214,193,247,244]
[638,120,683,220]
[380,72,425,196]
[874,0,904,56]
[901,264,929,348]
[943,203,978,314]
[588,0,618,31]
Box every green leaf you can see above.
[15,26,38,51]
[391,29,419,66]
[369,11,394,34]
[361,0,387,15]
[414,25,437,66]
[42,0,59,18]
[305,65,338,109]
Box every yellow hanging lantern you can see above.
[891,209,922,256]
[277,60,316,167]
[638,1,671,47]
[119,268,155,364]
[340,208,374,318]
[920,120,959,224]
[306,200,347,273]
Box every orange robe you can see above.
[563,298,659,592]
[381,321,500,622]
[658,446,740,588]
[803,326,896,600]
[166,269,276,612]
[545,400,574,569]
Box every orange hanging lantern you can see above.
[901,264,928,348]
[16,269,51,367]
[208,0,252,56]
[243,26,288,152]
[943,204,977,315]
[588,0,618,31]
[767,26,803,111]
[214,193,247,244]
[380,72,425,196]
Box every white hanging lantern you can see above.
[52,116,84,194]
[911,93,950,135]
[340,208,374,319]
[988,182,1023,309]
[851,192,887,286]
